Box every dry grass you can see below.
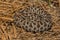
[0,0,60,40]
